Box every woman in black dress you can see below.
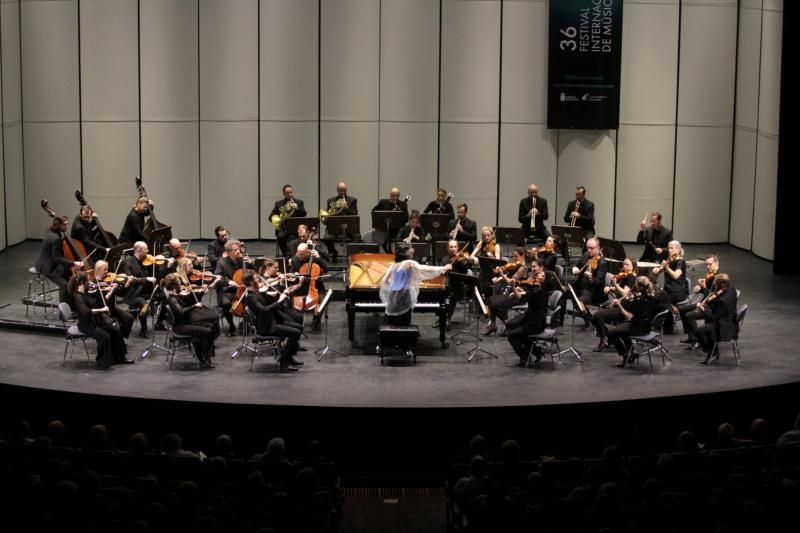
[163,273,216,368]
[606,276,659,368]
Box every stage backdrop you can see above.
[0,0,783,262]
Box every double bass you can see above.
[134,176,172,244]
[75,190,118,248]
[40,199,92,277]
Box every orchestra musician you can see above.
[207,226,229,271]
[606,276,659,368]
[470,226,502,297]
[68,272,131,368]
[679,255,721,350]
[696,273,738,365]
[214,239,253,336]
[379,244,452,327]
[288,224,330,262]
[570,237,609,326]
[243,271,303,372]
[269,184,307,258]
[650,240,688,334]
[373,187,409,251]
[119,196,153,246]
[506,264,549,366]
[637,212,673,263]
[322,182,358,261]
[485,248,529,336]
[518,184,549,242]
[121,241,159,337]
[436,239,470,329]
[289,243,328,330]
[163,273,216,368]
[260,259,306,327]
[563,186,595,238]
[36,215,83,303]
[396,211,425,244]
[527,235,559,273]
[448,203,478,242]
[175,257,221,338]
[92,260,134,339]
[423,188,455,220]
[71,205,108,256]
[591,257,638,352]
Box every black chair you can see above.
[526,290,564,367]
[162,305,200,370]
[230,307,283,371]
[625,309,671,373]
[58,302,93,367]
[711,303,747,367]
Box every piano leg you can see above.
[439,305,449,348]
[347,305,357,347]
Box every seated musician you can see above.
[214,239,253,336]
[289,243,329,330]
[396,211,425,244]
[527,235,559,273]
[423,188,455,220]
[518,183,549,243]
[323,182,358,261]
[696,273,738,365]
[119,196,152,246]
[36,215,83,303]
[505,264,549,366]
[207,226,229,271]
[437,240,470,329]
[679,254,720,350]
[650,240,688,334]
[121,241,158,337]
[288,224,330,262]
[260,259,306,326]
[606,276,659,367]
[175,257,221,338]
[71,205,108,256]
[569,237,608,326]
[92,260,134,339]
[163,273,216,368]
[485,248,528,336]
[637,212,672,263]
[591,257,638,352]
[380,244,452,326]
[563,186,595,238]
[448,203,478,243]
[243,272,304,372]
[269,184,307,258]
[68,272,131,368]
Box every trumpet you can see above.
[530,196,537,230]
[570,199,581,227]
[271,200,296,230]
[319,196,347,223]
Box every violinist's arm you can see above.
[616,299,633,321]
[589,260,608,288]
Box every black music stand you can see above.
[551,225,583,265]
[314,289,344,361]
[476,256,506,277]
[494,226,524,256]
[449,272,480,343]
[285,216,320,238]
[558,283,585,363]
[105,244,127,273]
[598,237,626,262]
[345,242,381,256]
[149,226,172,254]
[326,215,360,259]
[372,211,406,252]
[421,213,451,241]
[467,285,497,361]
[393,241,431,264]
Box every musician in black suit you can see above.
[163,273,216,368]
[119,197,152,246]
[569,237,608,326]
[437,240,470,328]
[71,205,108,256]
[506,267,549,366]
[214,239,254,336]
[518,184,549,242]
[373,187,409,252]
[396,211,426,244]
[288,224,330,262]
[289,243,329,330]
[680,255,720,349]
[269,184,307,258]
[606,276,659,367]
[244,272,303,372]
[121,241,158,337]
[448,203,478,242]
[207,226,229,271]
[36,216,83,303]
[563,186,595,238]
[637,212,672,263]
[322,182,358,260]
[423,188,455,220]
[696,273,738,365]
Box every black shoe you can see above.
[685,342,700,351]
[593,340,609,352]
[203,360,216,368]
[138,330,149,339]
[679,338,694,344]
[121,359,135,365]
[312,318,321,331]
[279,363,299,372]
[297,345,308,352]
[516,360,528,368]
[154,322,166,331]
[288,357,304,366]
[483,324,497,336]
[227,325,236,337]
[432,320,440,328]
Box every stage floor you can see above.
[1,241,798,409]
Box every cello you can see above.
[293,229,323,313]
[40,199,93,277]
[74,190,118,248]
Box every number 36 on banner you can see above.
[559,27,577,51]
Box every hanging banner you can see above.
[547,0,623,130]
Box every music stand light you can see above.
[326,215,361,259]
[421,213,451,242]
[551,225,584,265]
[372,210,407,252]
[493,226,524,257]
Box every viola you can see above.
[189,270,216,283]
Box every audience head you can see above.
[266,437,286,459]
[129,432,149,454]
[161,433,183,453]
[88,424,109,450]
[469,455,488,477]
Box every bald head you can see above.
[527,184,539,198]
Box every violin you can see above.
[142,254,167,266]
[189,269,216,283]
[497,261,523,275]
[615,271,633,282]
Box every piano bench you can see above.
[378,325,420,365]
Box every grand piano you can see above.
[345,253,449,348]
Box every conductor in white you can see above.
[380,244,452,326]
